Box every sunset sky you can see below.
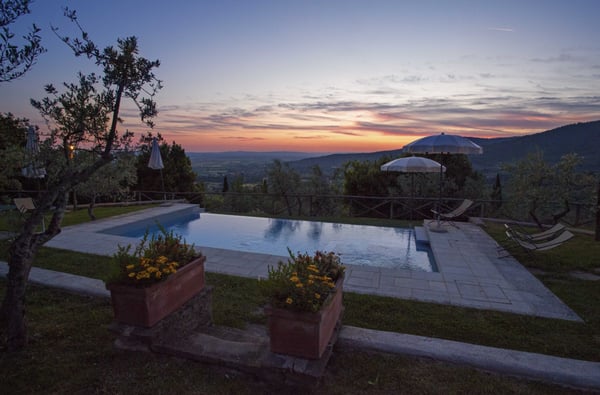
[1,0,599,153]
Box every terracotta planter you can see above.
[107,256,206,327]
[265,277,344,359]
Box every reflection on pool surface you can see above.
[103,212,437,272]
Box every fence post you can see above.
[596,182,600,241]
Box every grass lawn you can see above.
[0,203,159,233]
[0,281,584,394]
[1,207,599,392]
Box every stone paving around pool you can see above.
[43,203,581,321]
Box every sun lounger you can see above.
[431,199,473,227]
[498,228,574,257]
[13,197,45,231]
[14,197,36,214]
[505,223,566,242]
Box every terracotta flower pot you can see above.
[107,256,206,327]
[265,277,344,359]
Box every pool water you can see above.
[104,212,437,272]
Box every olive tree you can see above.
[74,150,138,220]
[503,151,597,227]
[0,10,161,350]
[267,159,301,216]
[0,0,45,82]
[0,113,28,191]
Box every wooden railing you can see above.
[2,189,596,227]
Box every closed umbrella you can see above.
[148,137,166,200]
[381,156,446,220]
[21,126,46,179]
[403,132,483,231]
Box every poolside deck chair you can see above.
[498,228,574,257]
[13,197,45,231]
[431,199,473,227]
[14,197,36,213]
[504,223,566,242]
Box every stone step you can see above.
[414,226,430,244]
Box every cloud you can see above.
[488,27,514,32]
[530,53,581,63]
[151,80,600,150]
[222,136,266,141]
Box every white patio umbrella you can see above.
[381,156,446,173]
[403,132,483,230]
[403,132,483,155]
[148,137,166,200]
[381,156,446,220]
[21,126,46,179]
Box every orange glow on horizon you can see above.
[154,130,421,153]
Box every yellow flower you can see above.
[295,283,303,288]
[307,279,314,285]
[286,297,293,304]
[314,293,321,299]
[156,255,168,264]
[290,275,300,283]
[126,264,135,270]
[128,272,135,278]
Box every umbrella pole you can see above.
[160,169,166,201]
[410,174,414,221]
[438,161,443,224]
[429,158,448,233]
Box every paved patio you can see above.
[42,203,580,321]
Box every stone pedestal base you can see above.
[109,286,213,351]
[109,287,341,389]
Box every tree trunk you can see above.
[529,199,543,228]
[87,194,97,221]
[1,243,35,350]
[283,193,292,216]
[0,192,68,351]
[552,200,570,224]
[72,190,78,211]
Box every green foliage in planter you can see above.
[108,224,202,286]
[259,248,345,313]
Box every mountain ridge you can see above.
[284,120,600,177]
[187,120,600,184]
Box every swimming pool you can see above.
[103,212,437,272]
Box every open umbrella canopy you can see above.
[21,126,46,179]
[403,132,483,155]
[148,137,164,170]
[402,133,482,232]
[381,156,446,173]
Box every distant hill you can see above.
[286,148,404,175]
[286,120,600,178]
[187,121,600,184]
[468,121,600,175]
[187,151,323,186]
[187,151,321,162]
